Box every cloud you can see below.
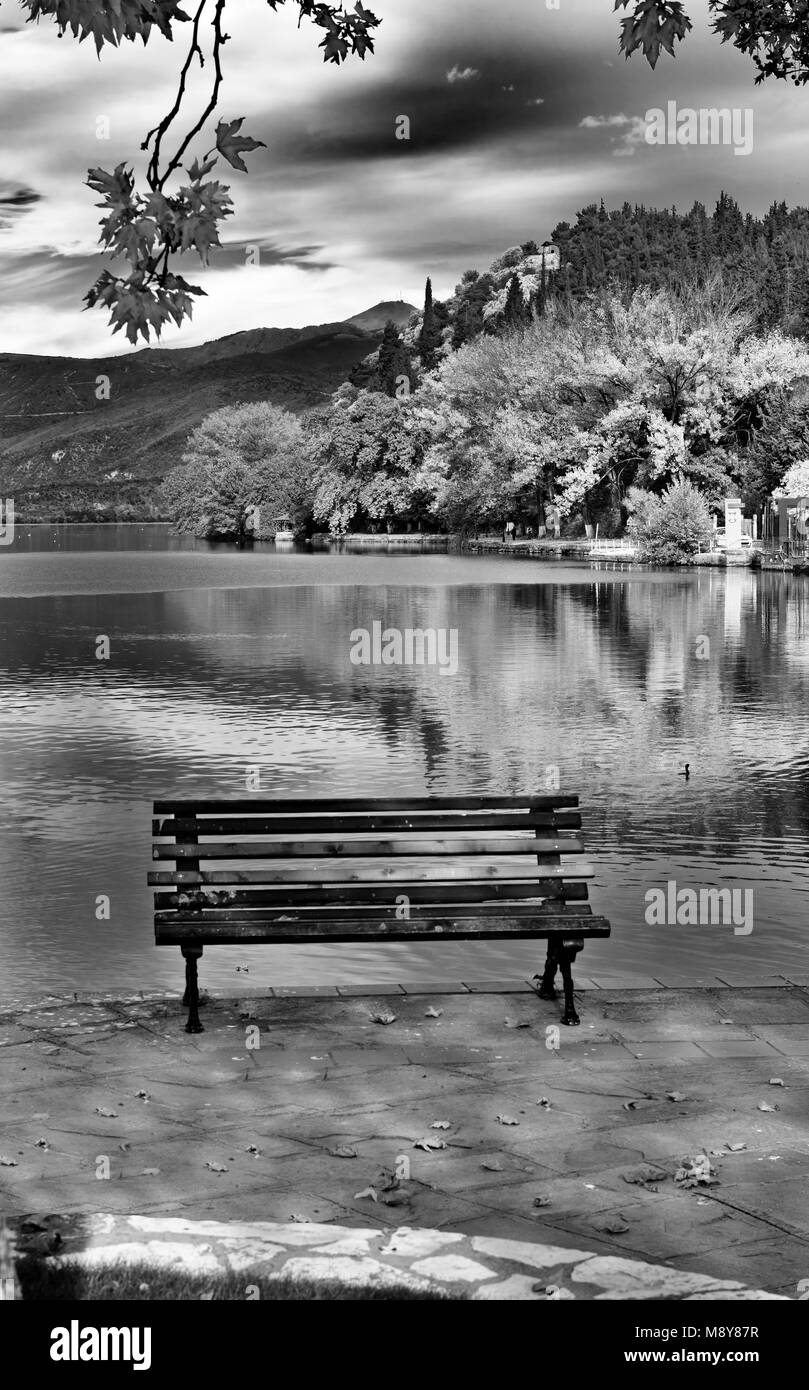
[580,112,649,157]
[446,64,480,83]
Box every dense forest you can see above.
[162,193,809,548]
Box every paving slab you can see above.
[1,986,806,1297]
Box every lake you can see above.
[1,523,807,1002]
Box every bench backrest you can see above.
[150,794,608,944]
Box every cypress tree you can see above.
[418,276,440,371]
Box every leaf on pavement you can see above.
[354,1186,378,1202]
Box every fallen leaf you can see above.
[34,1138,49,1150]
[369,1010,397,1025]
[536,1097,551,1109]
[430,1120,451,1130]
[236,965,250,973]
[666,1092,687,1102]
[674,1153,717,1188]
[382,1191,410,1207]
[95,1107,118,1118]
[532,1194,551,1208]
[496,1114,519,1126]
[413,1137,447,1151]
[31,1112,49,1121]
[245,1145,261,1156]
[719,1018,733,1025]
[329,1144,358,1159]
[504,1018,531,1029]
[354,1186,378,1202]
[725,1142,746,1152]
[0,1156,18,1166]
[205,1161,228,1173]
[593,1214,630,1234]
[135,1090,150,1101]
[118,1142,131,1153]
[424,1006,443,1018]
[769,1078,785,1087]
[289,1214,310,1223]
[480,1159,504,1172]
[758,1101,778,1112]
[141,1168,160,1176]
[622,1100,638,1110]
[622,1164,668,1186]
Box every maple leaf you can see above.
[215,117,267,173]
[614,0,693,68]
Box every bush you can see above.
[627,477,713,563]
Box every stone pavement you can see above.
[13,1213,784,1300]
[2,978,809,1298]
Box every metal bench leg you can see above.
[558,937,583,1027]
[536,942,559,1000]
[181,945,204,1034]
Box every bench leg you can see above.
[536,942,559,1001]
[181,945,204,1034]
[534,937,582,1027]
[557,944,580,1028]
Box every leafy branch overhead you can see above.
[12,1,380,343]
[616,0,809,83]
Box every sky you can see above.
[1,0,809,357]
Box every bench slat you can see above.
[155,902,594,924]
[153,794,579,814]
[153,836,584,861]
[153,880,590,908]
[154,811,582,837]
[148,862,594,884]
[155,914,611,944]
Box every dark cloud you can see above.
[0,182,42,209]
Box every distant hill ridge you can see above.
[0,299,417,520]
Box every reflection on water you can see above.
[0,528,807,998]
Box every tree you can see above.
[160,400,311,536]
[21,1,380,343]
[503,274,528,329]
[312,387,429,532]
[626,477,713,563]
[418,277,441,372]
[376,320,414,396]
[775,459,809,495]
[616,1,809,85]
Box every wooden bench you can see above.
[149,794,610,1033]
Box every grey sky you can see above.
[0,0,807,356]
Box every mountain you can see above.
[345,300,416,332]
[0,303,416,520]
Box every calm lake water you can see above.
[1,523,807,1001]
